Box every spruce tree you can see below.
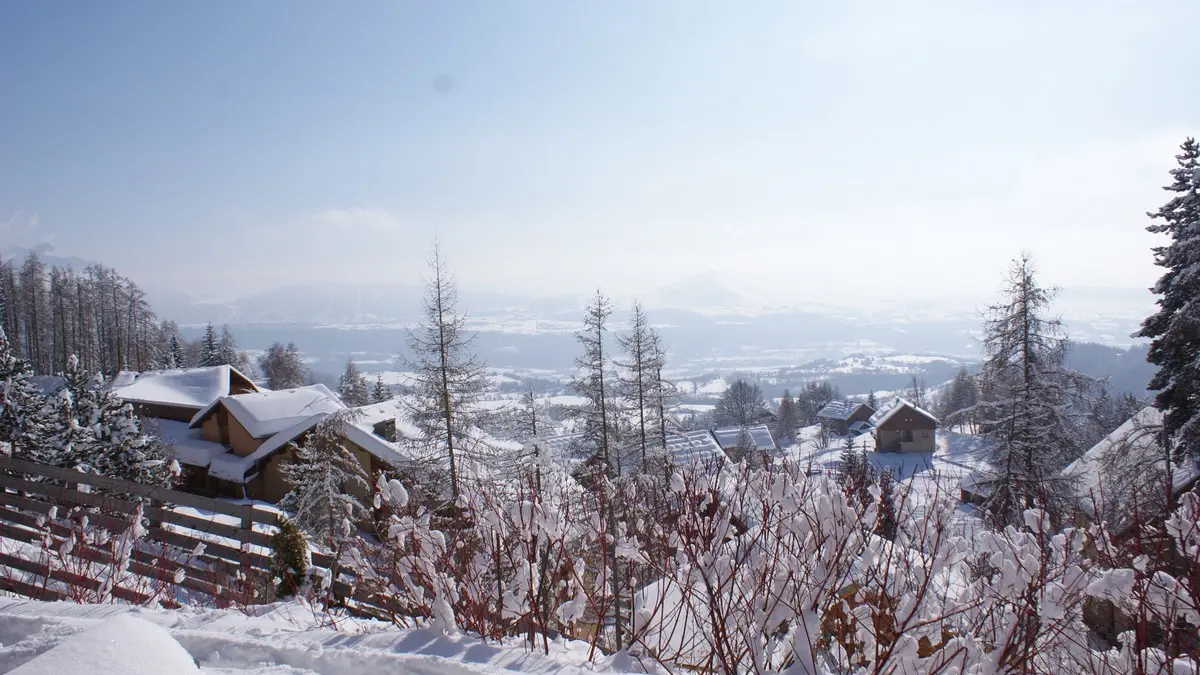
[217,325,240,367]
[1136,137,1200,460]
[370,373,392,404]
[271,517,310,598]
[775,390,800,445]
[337,358,370,407]
[0,329,42,458]
[866,390,878,410]
[876,468,899,540]
[280,410,371,543]
[199,323,221,367]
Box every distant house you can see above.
[113,365,258,423]
[870,398,937,452]
[711,424,778,467]
[528,429,731,482]
[816,400,875,435]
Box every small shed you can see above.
[817,400,876,434]
[870,398,937,452]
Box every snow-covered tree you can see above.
[1137,137,1200,461]
[86,377,176,486]
[198,323,221,367]
[257,342,307,390]
[0,328,45,460]
[866,390,878,410]
[972,255,1085,526]
[337,358,370,407]
[280,410,371,543]
[775,389,800,444]
[370,373,392,404]
[615,301,662,470]
[714,378,767,428]
[217,325,240,367]
[401,243,489,500]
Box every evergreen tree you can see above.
[0,329,44,459]
[168,323,187,369]
[257,342,307,390]
[866,390,878,410]
[217,325,240,367]
[337,358,370,407]
[370,373,392,404]
[86,372,175,486]
[714,379,768,428]
[973,255,1084,527]
[1136,137,1200,460]
[44,388,89,468]
[876,468,899,540]
[270,517,310,598]
[774,390,800,444]
[198,323,221,367]
[280,410,371,543]
[401,243,489,499]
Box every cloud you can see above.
[0,212,48,248]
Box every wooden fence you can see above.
[0,455,362,611]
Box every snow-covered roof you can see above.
[114,365,256,410]
[847,420,873,436]
[868,397,938,428]
[817,400,871,421]
[189,384,345,438]
[207,402,422,484]
[664,430,729,466]
[711,424,776,451]
[1063,406,1200,513]
[149,419,229,469]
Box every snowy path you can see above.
[0,599,623,675]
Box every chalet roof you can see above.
[847,420,873,436]
[664,430,729,466]
[711,424,777,452]
[150,419,229,469]
[206,402,420,483]
[817,400,872,421]
[114,365,257,410]
[188,384,344,438]
[869,398,937,428]
[1063,406,1200,513]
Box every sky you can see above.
[1,1,1197,306]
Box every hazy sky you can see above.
[1,1,1197,304]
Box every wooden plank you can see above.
[147,526,274,571]
[0,576,68,602]
[0,456,276,525]
[0,550,157,605]
[148,507,276,549]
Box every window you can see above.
[899,429,914,443]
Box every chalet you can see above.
[112,365,259,422]
[816,400,875,435]
[163,386,416,502]
[870,398,937,453]
[711,424,778,467]
[527,429,730,481]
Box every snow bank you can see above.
[9,614,199,675]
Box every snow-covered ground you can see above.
[0,599,635,675]
[788,426,993,537]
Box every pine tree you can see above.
[86,373,175,486]
[1136,137,1200,461]
[168,323,187,369]
[876,468,899,540]
[217,325,240,367]
[775,390,800,444]
[866,390,878,410]
[714,379,767,428]
[198,323,221,367]
[257,342,307,390]
[370,373,392,404]
[401,243,489,499]
[0,329,44,459]
[337,358,370,407]
[280,410,371,543]
[271,517,310,598]
[973,255,1084,527]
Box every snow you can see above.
[868,397,938,428]
[191,385,345,439]
[663,430,728,466]
[0,599,612,675]
[7,614,200,675]
[114,366,248,410]
[816,400,870,421]
[1064,406,1163,503]
[152,419,230,469]
[711,424,776,451]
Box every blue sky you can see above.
[1,1,1197,303]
